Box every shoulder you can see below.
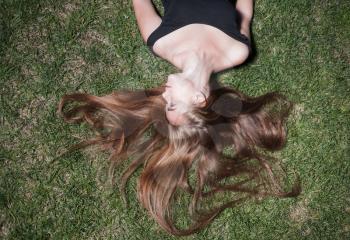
[225,43,250,68]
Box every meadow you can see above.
[0,0,349,239]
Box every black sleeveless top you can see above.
[146,0,251,57]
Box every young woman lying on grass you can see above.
[58,0,301,236]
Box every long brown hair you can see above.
[57,80,301,236]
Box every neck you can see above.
[175,50,214,99]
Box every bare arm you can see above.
[236,0,254,40]
[132,0,162,43]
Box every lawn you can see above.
[0,0,349,239]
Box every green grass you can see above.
[0,0,349,239]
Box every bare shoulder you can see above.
[225,43,250,69]
[150,24,250,71]
[154,41,250,73]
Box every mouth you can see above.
[161,82,171,88]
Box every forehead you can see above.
[165,108,189,125]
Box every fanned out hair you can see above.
[57,79,301,236]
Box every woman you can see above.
[58,0,300,236]
[133,0,253,125]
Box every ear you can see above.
[192,91,206,107]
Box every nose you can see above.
[162,91,169,103]
[168,74,174,81]
[167,74,177,84]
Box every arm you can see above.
[235,0,254,40]
[132,0,162,43]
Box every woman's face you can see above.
[162,73,196,125]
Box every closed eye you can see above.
[167,103,176,111]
